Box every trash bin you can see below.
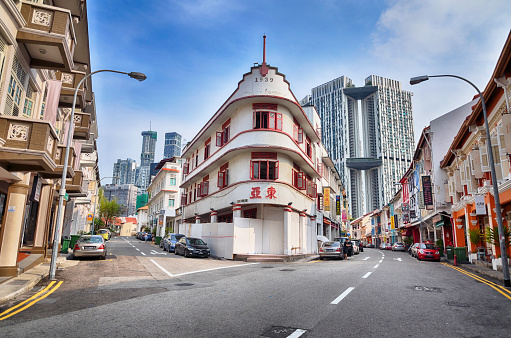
[69,234,81,251]
[155,236,162,245]
[446,246,454,259]
[61,238,71,253]
[453,247,468,262]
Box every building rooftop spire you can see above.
[260,35,268,76]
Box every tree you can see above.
[99,190,124,230]
[485,226,511,249]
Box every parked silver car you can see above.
[392,242,406,252]
[72,235,107,260]
[319,241,344,260]
[410,243,420,257]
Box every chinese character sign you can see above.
[422,176,433,206]
[336,195,341,215]
[324,188,330,211]
[250,186,277,200]
[250,187,262,199]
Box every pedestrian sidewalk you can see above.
[0,256,67,305]
[442,257,511,285]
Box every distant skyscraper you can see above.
[140,131,157,166]
[308,75,415,218]
[137,130,157,192]
[164,132,182,158]
[112,158,137,185]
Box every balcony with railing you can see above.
[42,144,76,179]
[16,1,76,72]
[55,70,86,109]
[57,169,83,194]
[0,116,57,172]
[72,111,91,140]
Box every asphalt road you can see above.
[1,237,510,337]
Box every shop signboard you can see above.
[422,176,433,206]
[475,195,486,215]
[324,188,330,211]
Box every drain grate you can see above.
[446,301,469,307]
[279,269,295,272]
[262,326,307,338]
[414,286,442,293]
[175,283,194,287]
[261,266,274,269]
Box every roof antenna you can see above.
[149,121,152,131]
[260,35,268,77]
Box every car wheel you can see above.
[175,248,179,255]
[184,249,189,258]
[417,255,421,261]
[319,256,323,260]
[100,254,106,260]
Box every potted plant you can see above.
[485,225,510,270]
[468,228,482,263]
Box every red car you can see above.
[416,242,440,261]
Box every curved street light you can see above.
[49,69,147,280]
[410,74,510,287]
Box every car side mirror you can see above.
[204,243,207,245]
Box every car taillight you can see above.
[74,244,80,250]
[98,244,105,250]
[336,248,341,252]
[319,248,324,252]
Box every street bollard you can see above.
[454,254,457,266]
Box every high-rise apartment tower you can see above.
[112,158,137,185]
[307,75,414,218]
[164,132,182,158]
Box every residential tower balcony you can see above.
[56,169,83,194]
[16,1,76,72]
[72,111,90,140]
[42,144,76,179]
[0,116,57,172]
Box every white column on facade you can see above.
[32,184,53,254]
[283,205,292,255]
[232,204,241,218]
[195,214,201,224]
[0,173,30,276]
[210,210,217,223]
[299,211,307,254]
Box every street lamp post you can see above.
[90,176,119,235]
[411,74,511,287]
[49,70,146,280]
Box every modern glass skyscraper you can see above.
[112,158,137,185]
[307,75,415,218]
[140,131,157,166]
[164,132,182,158]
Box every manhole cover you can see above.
[414,286,442,293]
[446,301,469,307]
[279,269,295,272]
[263,326,307,338]
[175,283,194,287]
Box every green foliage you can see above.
[403,236,413,246]
[99,188,125,226]
[485,226,511,248]
[435,238,444,249]
[92,217,105,231]
[468,228,482,246]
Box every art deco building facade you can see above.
[179,46,346,259]
[308,75,414,218]
[0,0,98,276]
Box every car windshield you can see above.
[172,235,184,241]
[322,242,340,247]
[419,243,436,249]
[79,236,103,243]
[188,238,205,245]
[395,243,404,246]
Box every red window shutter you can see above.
[269,112,275,129]
[298,128,303,143]
[216,132,223,146]
[183,163,189,174]
[253,111,257,129]
[273,161,279,179]
[312,183,317,198]
[276,113,282,130]
[250,161,254,179]
[293,125,298,141]
[223,127,229,144]
[297,172,305,190]
[306,179,312,196]
[222,118,231,129]
[203,175,209,182]
[218,171,224,188]
[203,181,209,196]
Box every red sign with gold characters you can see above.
[250,186,277,200]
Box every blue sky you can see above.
[87,0,511,183]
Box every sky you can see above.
[86,0,511,184]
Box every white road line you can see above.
[331,287,355,304]
[171,263,260,277]
[362,272,372,279]
[287,329,307,338]
[373,264,379,269]
[150,259,174,277]
[379,260,383,263]
[141,252,146,256]
[135,248,140,251]
[363,257,370,261]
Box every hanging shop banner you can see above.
[402,180,409,204]
[422,176,433,206]
[336,195,341,215]
[418,190,425,209]
[502,113,511,154]
[390,203,394,217]
[391,216,395,229]
[475,195,486,215]
[342,209,348,222]
[324,188,330,211]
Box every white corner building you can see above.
[179,42,345,259]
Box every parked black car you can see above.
[175,237,210,258]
